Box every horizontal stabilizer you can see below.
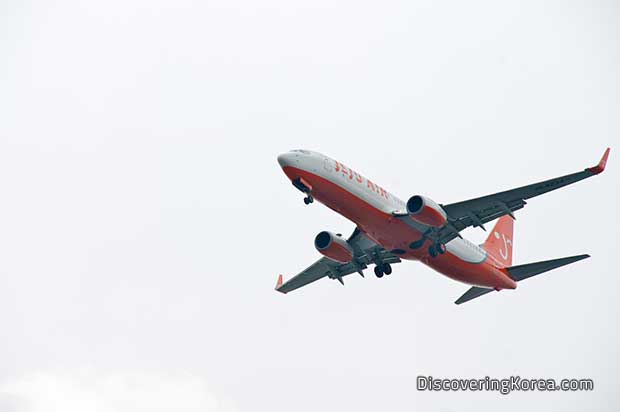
[455,254,590,305]
[455,286,494,305]
[506,254,590,281]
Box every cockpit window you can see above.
[292,149,311,154]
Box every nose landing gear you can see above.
[292,177,314,205]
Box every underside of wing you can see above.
[275,258,339,293]
[434,148,610,245]
[276,228,401,294]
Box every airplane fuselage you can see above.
[277,150,518,290]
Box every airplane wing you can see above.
[276,227,401,294]
[429,148,610,245]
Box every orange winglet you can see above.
[588,147,611,175]
[275,274,286,293]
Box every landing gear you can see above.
[374,264,392,278]
[292,178,314,205]
[383,264,392,275]
[428,243,446,258]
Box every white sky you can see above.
[1,1,619,411]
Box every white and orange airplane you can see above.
[275,148,610,304]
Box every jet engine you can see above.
[406,195,447,227]
[314,231,354,264]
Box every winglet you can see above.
[275,274,286,294]
[588,147,610,175]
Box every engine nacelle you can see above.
[406,195,447,227]
[314,231,354,264]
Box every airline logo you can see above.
[494,231,512,261]
[333,160,389,199]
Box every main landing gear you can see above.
[374,263,392,278]
[409,234,446,258]
[303,195,314,205]
[428,243,446,258]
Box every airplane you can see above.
[275,148,610,304]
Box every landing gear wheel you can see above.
[383,264,392,275]
[303,195,314,205]
[428,245,437,258]
[374,266,384,278]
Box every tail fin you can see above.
[483,215,514,267]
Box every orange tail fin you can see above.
[483,215,514,267]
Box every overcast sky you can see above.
[1,1,619,411]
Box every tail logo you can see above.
[494,231,512,261]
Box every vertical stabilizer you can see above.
[483,215,514,267]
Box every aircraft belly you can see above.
[445,238,487,263]
[424,253,517,289]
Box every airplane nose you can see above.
[277,152,294,168]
